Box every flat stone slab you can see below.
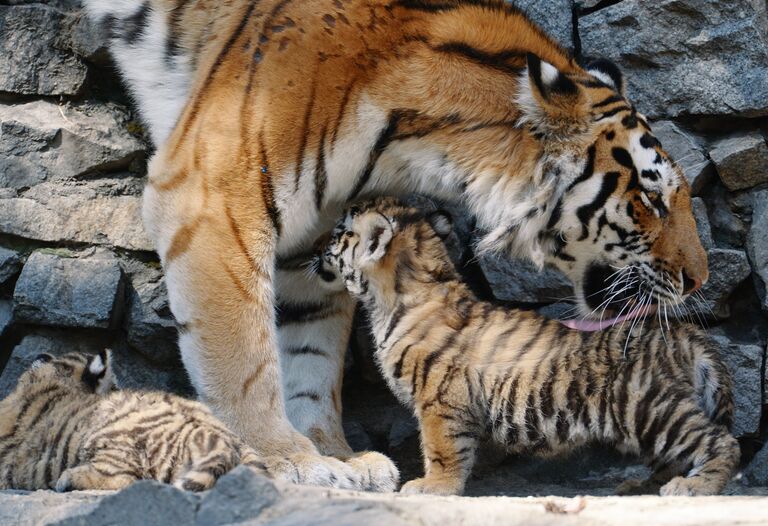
[2,475,768,526]
[13,251,123,329]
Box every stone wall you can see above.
[0,0,767,488]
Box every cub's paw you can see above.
[54,470,75,493]
[400,477,462,496]
[345,451,399,492]
[660,476,720,497]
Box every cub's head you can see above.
[13,350,118,397]
[478,54,707,322]
[314,198,456,299]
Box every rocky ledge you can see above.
[2,467,768,526]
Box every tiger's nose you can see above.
[682,270,702,295]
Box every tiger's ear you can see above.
[428,210,453,240]
[518,54,590,137]
[359,213,395,265]
[584,58,625,96]
[84,349,117,394]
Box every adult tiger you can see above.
[82,0,708,490]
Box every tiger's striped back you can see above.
[317,199,738,496]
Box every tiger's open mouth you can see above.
[560,303,658,332]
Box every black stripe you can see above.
[592,94,623,109]
[275,301,330,326]
[174,1,258,146]
[288,391,320,402]
[576,171,620,240]
[259,131,282,234]
[349,112,402,199]
[315,124,328,210]
[165,0,191,63]
[434,42,525,76]
[420,333,457,389]
[384,304,407,343]
[566,143,597,192]
[595,105,631,121]
[331,78,357,148]
[122,2,150,45]
[286,346,329,357]
[392,0,492,12]
[295,75,319,191]
[393,344,415,379]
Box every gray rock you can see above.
[124,264,179,364]
[0,246,21,286]
[712,336,763,437]
[267,502,411,526]
[0,5,88,96]
[54,481,198,526]
[699,249,752,319]
[196,466,280,526]
[706,185,748,249]
[479,256,572,304]
[651,121,712,195]
[0,490,102,526]
[710,131,768,191]
[0,100,146,190]
[691,198,714,250]
[0,329,192,400]
[515,0,573,47]
[13,250,124,330]
[580,0,768,118]
[744,439,768,486]
[389,415,419,449]
[0,180,154,252]
[747,189,768,310]
[343,420,374,452]
[0,300,12,337]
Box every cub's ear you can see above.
[428,210,453,239]
[31,353,54,369]
[360,213,395,265]
[518,54,589,137]
[584,57,625,96]
[83,349,117,394]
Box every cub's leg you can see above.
[55,464,137,492]
[632,394,739,496]
[400,409,478,496]
[275,262,399,492]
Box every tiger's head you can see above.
[458,54,707,326]
[314,198,456,301]
[9,350,118,398]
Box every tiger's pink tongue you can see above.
[560,304,657,332]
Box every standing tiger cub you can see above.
[0,351,394,492]
[315,199,739,496]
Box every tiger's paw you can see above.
[344,451,399,492]
[262,452,361,490]
[399,476,462,496]
[660,476,721,497]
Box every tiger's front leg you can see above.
[275,261,399,491]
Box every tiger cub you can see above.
[0,350,271,491]
[314,198,739,497]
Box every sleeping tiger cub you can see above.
[0,350,392,492]
[314,198,739,496]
